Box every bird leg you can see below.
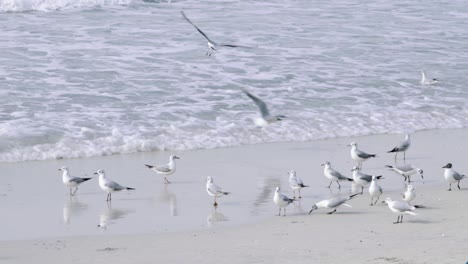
[213,197,218,207]
[73,187,79,195]
[448,183,452,191]
[403,152,406,161]
[394,152,397,161]
[400,215,404,223]
[327,181,333,188]
[164,177,170,184]
[327,209,337,215]
[393,215,401,224]
[360,185,364,194]
[69,188,73,196]
[283,208,286,216]
[337,181,342,189]
[370,197,374,206]
[458,181,461,190]
[298,189,302,199]
[374,196,380,205]
[278,208,281,216]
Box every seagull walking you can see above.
[206,176,229,207]
[145,155,180,184]
[386,164,424,183]
[180,11,247,56]
[442,163,466,191]
[59,167,92,196]
[387,134,411,160]
[351,166,383,194]
[348,142,376,169]
[309,193,359,215]
[402,185,416,204]
[322,161,354,189]
[241,88,286,126]
[288,170,308,198]
[368,176,383,206]
[273,187,295,216]
[383,197,417,224]
[95,170,135,201]
[420,71,438,85]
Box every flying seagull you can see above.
[420,71,438,85]
[241,88,286,126]
[180,11,247,56]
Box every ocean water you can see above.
[1,0,468,162]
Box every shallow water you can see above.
[1,0,468,161]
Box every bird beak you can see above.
[381,201,386,204]
[442,165,447,168]
[94,172,98,175]
[58,169,61,171]
[321,163,325,166]
[308,209,314,215]
[175,156,180,159]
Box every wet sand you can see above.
[1,128,468,263]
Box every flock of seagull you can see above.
[58,11,447,225]
[59,131,466,224]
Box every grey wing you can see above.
[289,177,299,187]
[356,150,374,159]
[106,180,125,191]
[241,88,271,118]
[395,163,414,172]
[69,176,86,184]
[219,43,251,48]
[453,171,465,181]
[180,11,217,45]
[330,168,348,180]
[399,140,410,150]
[155,165,171,173]
[280,193,294,203]
[208,183,223,194]
[327,197,348,208]
[359,173,372,182]
[393,201,414,212]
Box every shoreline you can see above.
[1,128,468,263]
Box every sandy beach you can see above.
[1,128,468,263]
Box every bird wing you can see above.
[356,149,374,159]
[327,197,348,208]
[208,183,223,194]
[69,176,86,184]
[453,171,465,181]
[329,168,348,180]
[105,179,125,191]
[358,172,372,182]
[241,88,271,118]
[393,201,414,212]
[154,165,171,173]
[181,11,217,45]
[280,193,294,203]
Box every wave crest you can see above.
[0,0,135,12]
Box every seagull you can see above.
[442,163,466,191]
[387,134,411,160]
[420,71,438,85]
[241,88,286,126]
[348,142,376,169]
[382,197,417,224]
[308,193,359,215]
[402,185,416,204]
[145,155,180,184]
[368,175,383,206]
[206,176,230,207]
[180,11,247,56]
[385,164,424,183]
[288,170,308,199]
[95,169,135,201]
[322,161,354,189]
[273,186,295,216]
[59,167,92,196]
[351,166,383,194]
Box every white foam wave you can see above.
[0,0,135,12]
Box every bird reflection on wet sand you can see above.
[97,203,133,229]
[63,196,88,224]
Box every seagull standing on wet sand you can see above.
[402,185,416,204]
[383,197,417,224]
[348,142,376,169]
[309,193,359,215]
[273,187,295,216]
[145,155,180,184]
[180,11,247,56]
[95,169,135,202]
[368,175,383,206]
[322,161,354,189]
[59,166,92,196]
[206,176,230,207]
[241,88,286,126]
[386,164,424,183]
[288,170,308,199]
[442,163,466,191]
[387,134,411,160]
[351,166,383,194]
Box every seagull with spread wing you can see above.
[241,88,286,126]
[181,11,247,56]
